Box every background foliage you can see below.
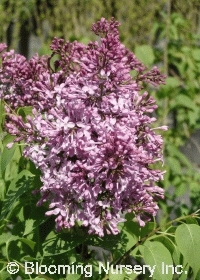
[1,0,200,279]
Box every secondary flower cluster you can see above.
[0,44,49,108]
[0,18,166,236]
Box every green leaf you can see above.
[192,49,200,61]
[32,278,48,280]
[0,143,16,177]
[65,273,82,280]
[174,183,187,197]
[19,238,36,251]
[0,271,11,280]
[123,218,140,241]
[165,77,181,88]
[102,224,138,261]
[0,170,34,220]
[153,235,176,255]
[175,224,200,278]
[92,233,122,256]
[6,235,20,243]
[185,217,198,225]
[0,179,6,200]
[17,106,33,120]
[43,232,86,256]
[188,107,199,126]
[178,263,190,280]
[194,269,200,280]
[140,222,155,239]
[171,94,195,110]
[0,235,20,259]
[120,227,138,253]
[142,241,173,280]
[167,157,182,175]
[135,45,155,66]
[23,219,35,236]
[109,268,126,280]
[0,100,5,131]
[124,213,140,236]
[1,134,15,146]
[0,233,12,245]
[166,144,193,169]
[22,204,47,234]
[172,245,181,266]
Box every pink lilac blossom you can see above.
[0,45,49,108]
[1,18,166,236]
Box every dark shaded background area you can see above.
[1,0,200,56]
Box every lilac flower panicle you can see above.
[1,18,166,236]
[0,48,49,108]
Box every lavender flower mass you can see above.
[0,18,167,236]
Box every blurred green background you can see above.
[1,0,200,223]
